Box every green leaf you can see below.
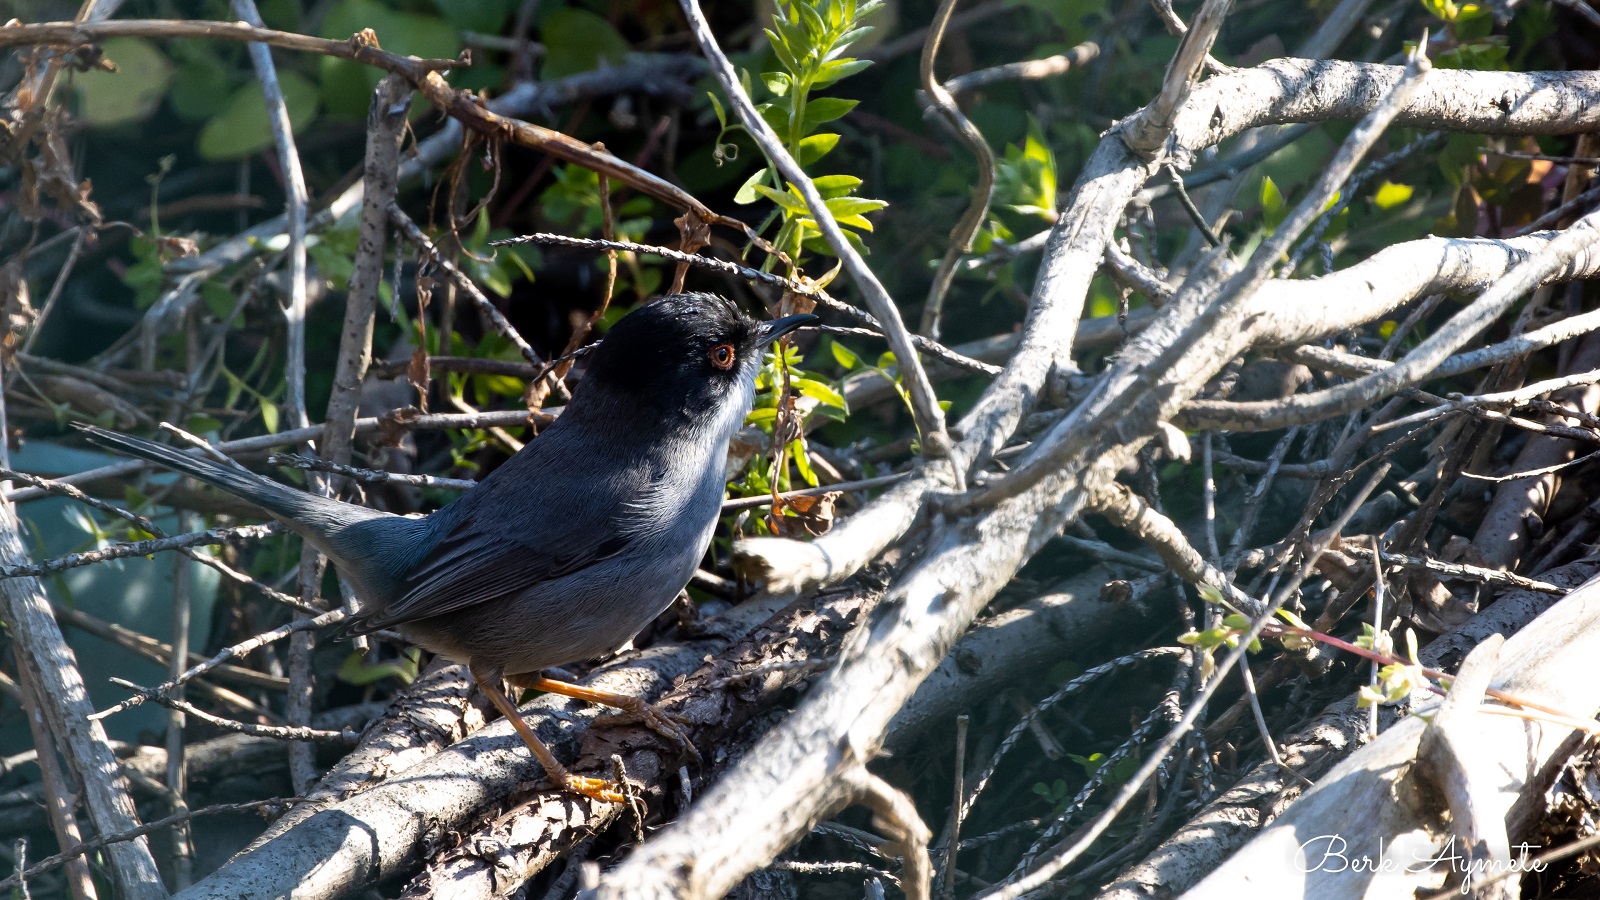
[337,648,420,686]
[765,28,800,73]
[197,71,320,160]
[734,168,770,204]
[167,46,233,122]
[835,25,876,49]
[1372,180,1415,209]
[72,37,174,127]
[259,400,280,434]
[790,438,819,486]
[812,174,863,198]
[761,71,792,97]
[1275,608,1310,629]
[757,101,790,137]
[811,57,871,89]
[825,196,888,217]
[186,415,224,433]
[200,282,237,320]
[1419,0,1458,21]
[541,8,630,79]
[745,406,779,429]
[752,183,811,216]
[797,133,840,166]
[707,92,728,129]
[794,378,847,411]
[1259,175,1287,229]
[802,97,858,131]
[795,1,829,44]
[830,339,860,370]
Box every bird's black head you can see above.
[575,293,815,424]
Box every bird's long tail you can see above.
[74,424,382,542]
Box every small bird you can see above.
[78,293,817,802]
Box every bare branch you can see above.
[0,502,165,897]
[1122,0,1234,157]
[917,0,998,340]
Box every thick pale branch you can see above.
[1182,206,1600,431]
[1171,58,1600,144]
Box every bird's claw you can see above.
[561,773,626,805]
[596,703,702,764]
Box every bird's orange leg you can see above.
[471,666,624,804]
[510,674,700,763]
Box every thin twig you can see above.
[164,510,195,887]
[0,798,300,895]
[942,41,1099,94]
[390,203,554,379]
[268,453,477,490]
[938,715,968,900]
[1340,545,1564,593]
[917,0,998,340]
[492,232,1002,376]
[0,523,282,580]
[92,608,347,720]
[0,466,304,609]
[233,0,310,434]
[0,18,460,74]
[1368,535,1384,739]
[11,407,556,502]
[1164,164,1222,247]
[1121,0,1234,157]
[117,690,359,744]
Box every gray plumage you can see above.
[79,293,815,678]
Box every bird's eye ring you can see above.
[709,343,736,370]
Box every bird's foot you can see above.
[595,700,701,764]
[515,674,702,764]
[559,773,626,805]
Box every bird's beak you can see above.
[757,313,820,347]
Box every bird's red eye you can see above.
[709,344,736,370]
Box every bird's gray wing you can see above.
[351,514,632,633]
[350,454,643,633]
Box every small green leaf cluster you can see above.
[981,123,1060,253]
[1415,0,1508,70]
[1355,625,1430,708]
[714,0,887,262]
[728,341,849,532]
[536,165,662,300]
